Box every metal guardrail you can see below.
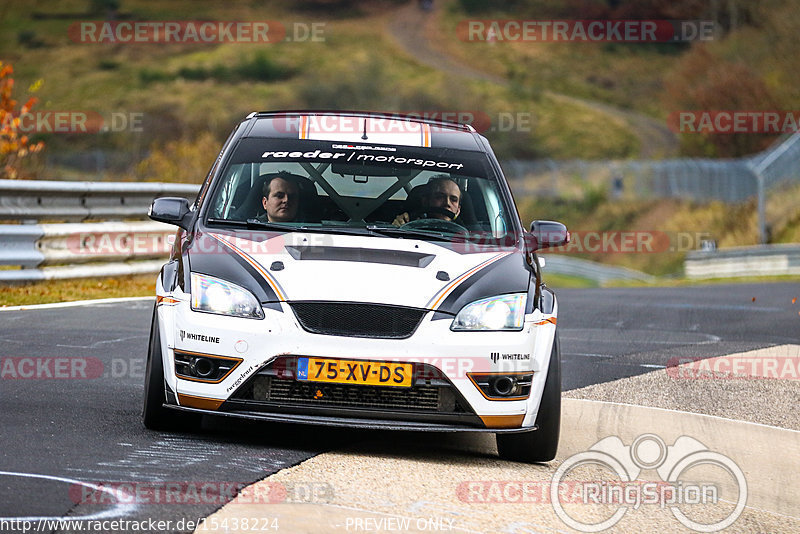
[540,255,656,284]
[3,179,794,284]
[685,244,800,279]
[1,220,656,283]
[0,179,199,222]
[0,179,196,282]
[0,177,657,283]
[0,221,177,282]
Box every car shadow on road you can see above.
[168,415,502,462]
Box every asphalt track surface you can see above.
[0,283,797,532]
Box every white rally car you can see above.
[143,111,569,462]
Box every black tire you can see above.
[142,304,200,431]
[496,334,561,463]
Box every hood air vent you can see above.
[285,246,434,268]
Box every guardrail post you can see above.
[756,170,766,245]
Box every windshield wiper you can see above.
[206,218,250,228]
[243,218,380,237]
[208,218,452,241]
[365,225,454,242]
[206,218,298,231]
[243,219,297,231]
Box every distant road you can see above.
[386,1,679,158]
[1,282,798,531]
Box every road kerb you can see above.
[194,398,800,532]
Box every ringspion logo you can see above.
[551,434,747,532]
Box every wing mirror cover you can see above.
[529,220,570,249]
[148,197,192,230]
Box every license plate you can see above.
[296,357,413,388]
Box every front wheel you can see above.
[142,304,200,430]
[496,334,561,463]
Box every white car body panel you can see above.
[208,231,510,307]
[156,234,558,429]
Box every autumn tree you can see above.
[0,62,45,179]
[663,47,779,157]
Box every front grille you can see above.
[290,302,426,338]
[254,377,444,411]
[230,357,468,414]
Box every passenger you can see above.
[392,175,462,226]
[257,173,300,222]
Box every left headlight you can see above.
[451,293,526,331]
[191,273,264,319]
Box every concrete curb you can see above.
[559,399,800,517]
[194,399,799,532]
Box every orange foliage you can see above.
[664,47,779,157]
[0,61,45,179]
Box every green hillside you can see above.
[2,0,798,280]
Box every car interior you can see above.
[210,161,505,236]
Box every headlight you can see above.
[451,293,526,331]
[191,273,264,319]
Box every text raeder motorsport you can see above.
[261,150,465,170]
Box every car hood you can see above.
[188,230,531,315]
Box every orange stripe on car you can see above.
[422,124,431,147]
[427,252,511,309]
[299,115,309,139]
[208,233,287,301]
[156,295,180,305]
[534,317,557,326]
[177,393,224,411]
[480,414,525,429]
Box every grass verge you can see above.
[0,274,156,307]
[1,272,798,306]
[541,273,599,289]
[604,274,800,289]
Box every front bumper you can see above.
[165,404,534,433]
[156,290,558,431]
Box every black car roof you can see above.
[243,110,485,151]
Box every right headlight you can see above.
[191,273,264,319]
[451,293,526,331]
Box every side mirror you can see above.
[530,220,570,249]
[148,197,192,229]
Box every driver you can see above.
[392,175,462,226]
[256,173,300,223]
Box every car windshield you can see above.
[205,137,518,245]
